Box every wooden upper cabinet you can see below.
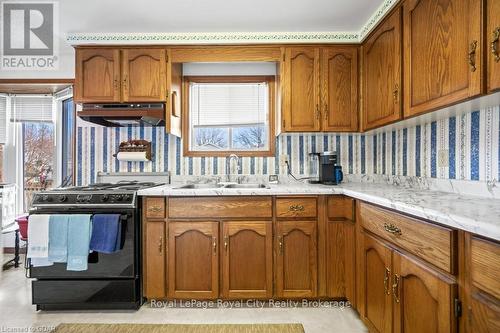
[403,0,482,117]
[363,8,402,131]
[321,47,358,132]
[282,47,321,132]
[122,49,167,102]
[392,252,457,333]
[276,221,317,298]
[74,48,120,103]
[221,221,273,299]
[167,222,219,299]
[487,0,500,93]
[361,234,393,333]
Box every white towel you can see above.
[27,215,50,259]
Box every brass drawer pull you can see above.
[224,236,229,251]
[383,223,402,236]
[278,236,283,255]
[393,84,399,103]
[492,27,500,63]
[158,236,163,254]
[392,274,400,303]
[384,267,391,295]
[212,237,217,254]
[469,40,478,72]
[289,204,305,212]
[148,206,162,213]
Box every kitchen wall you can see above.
[76,104,500,185]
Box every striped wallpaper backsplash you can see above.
[76,104,500,186]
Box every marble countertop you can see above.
[138,181,500,241]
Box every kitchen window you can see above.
[183,76,275,157]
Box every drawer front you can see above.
[168,197,272,218]
[144,197,166,219]
[327,196,354,220]
[359,202,456,273]
[276,197,317,218]
[471,236,500,299]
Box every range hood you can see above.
[78,103,165,127]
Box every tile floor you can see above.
[0,256,367,333]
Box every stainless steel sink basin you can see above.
[223,183,270,189]
[173,183,224,189]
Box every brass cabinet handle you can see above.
[315,104,321,119]
[212,236,217,254]
[278,236,283,255]
[122,74,129,85]
[392,274,400,303]
[384,267,391,295]
[158,236,163,254]
[148,206,162,213]
[289,204,305,212]
[393,84,399,104]
[166,90,170,99]
[492,27,500,63]
[324,103,329,120]
[113,79,119,90]
[383,223,402,236]
[224,236,229,251]
[469,40,478,72]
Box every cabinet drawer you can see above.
[276,197,317,218]
[168,197,272,218]
[359,202,456,274]
[144,197,166,219]
[471,236,500,299]
[327,196,354,220]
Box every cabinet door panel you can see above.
[393,251,457,333]
[168,222,218,299]
[122,49,166,102]
[75,49,120,103]
[222,221,273,299]
[404,0,482,117]
[362,233,393,333]
[470,293,500,333]
[144,221,165,299]
[327,220,355,300]
[321,47,358,132]
[363,8,402,130]
[276,221,317,297]
[282,47,320,132]
[487,0,500,93]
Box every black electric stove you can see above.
[29,179,164,311]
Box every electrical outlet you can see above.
[279,154,289,167]
[438,149,449,167]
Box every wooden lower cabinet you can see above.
[221,221,273,299]
[469,294,500,332]
[392,251,457,333]
[276,221,317,298]
[361,233,393,333]
[143,221,166,299]
[167,221,219,299]
[361,233,457,333]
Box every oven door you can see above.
[29,209,138,279]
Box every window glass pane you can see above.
[61,98,74,185]
[23,122,55,210]
[189,80,270,152]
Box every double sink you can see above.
[173,183,270,190]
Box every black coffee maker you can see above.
[309,151,343,185]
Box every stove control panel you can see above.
[32,192,136,206]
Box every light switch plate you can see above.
[279,154,289,167]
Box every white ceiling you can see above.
[61,0,384,33]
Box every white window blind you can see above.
[10,96,54,123]
[190,82,268,127]
[0,96,6,144]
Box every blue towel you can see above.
[89,214,122,253]
[48,215,69,263]
[67,214,92,271]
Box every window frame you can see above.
[182,75,276,157]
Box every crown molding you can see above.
[65,0,397,46]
